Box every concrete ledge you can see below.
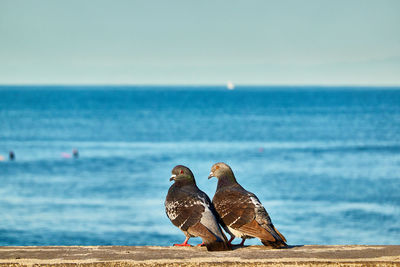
[0,245,399,266]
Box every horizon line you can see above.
[1,83,400,88]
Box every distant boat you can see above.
[226,81,235,90]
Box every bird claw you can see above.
[196,242,205,247]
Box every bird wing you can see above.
[213,186,256,229]
[165,186,204,232]
[237,219,276,241]
[249,192,287,242]
[213,186,284,243]
[195,190,228,243]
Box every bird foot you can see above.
[196,242,205,247]
[173,243,192,247]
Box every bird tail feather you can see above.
[261,239,288,249]
[273,226,287,242]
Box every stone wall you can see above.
[1,245,399,266]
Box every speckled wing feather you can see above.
[165,183,230,251]
[213,187,255,229]
[213,184,286,244]
[248,192,287,243]
[165,184,204,231]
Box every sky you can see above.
[0,0,399,86]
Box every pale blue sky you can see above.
[0,0,399,85]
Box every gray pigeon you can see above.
[165,165,231,251]
[209,162,287,248]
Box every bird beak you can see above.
[208,172,214,179]
[170,174,176,181]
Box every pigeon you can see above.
[208,162,287,248]
[165,165,231,251]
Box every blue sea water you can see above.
[0,85,399,246]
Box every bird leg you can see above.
[239,238,246,246]
[227,236,235,245]
[173,236,191,247]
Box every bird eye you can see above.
[215,166,220,170]
[180,170,184,174]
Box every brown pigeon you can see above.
[208,162,287,248]
[165,165,231,251]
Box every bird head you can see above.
[208,162,235,180]
[170,165,195,183]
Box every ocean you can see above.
[0,85,399,246]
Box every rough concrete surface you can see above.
[0,245,399,266]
